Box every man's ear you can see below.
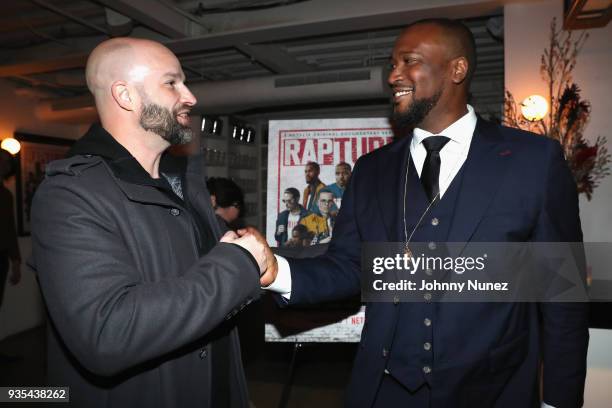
[210,194,217,208]
[111,80,135,111]
[450,57,469,84]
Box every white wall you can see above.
[505,1,612,407]
[0,79,86,341]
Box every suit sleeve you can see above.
[287,159,364,305]
[31,179,260,377]
[534,141,589,408]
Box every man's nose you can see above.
[387,66,402,87]
[181,85,197,106]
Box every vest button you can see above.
[423,366,432,374]
[425,268,433,276]
[431,217,439,226]
[199,349,208,359]
[423,342,431,351]
[424,292,432,302]
[170,208,180,216]
[393,296,400,305]
[382,348,389,358]
[428,241,437,250]
[424,318,432,327]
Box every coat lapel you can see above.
[447,118,512,243]
[377,135,412,241]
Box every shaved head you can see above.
[402,18,477,84]
[86,37,177,98]
[85,37,196,147]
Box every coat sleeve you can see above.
[31,178,260,377]
[287,159,364,305]
[534,141,589,408]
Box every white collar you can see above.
[412,104,477,146]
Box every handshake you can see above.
[221,227,278,286]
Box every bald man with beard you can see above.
[30,38,275,408]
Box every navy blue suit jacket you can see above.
[286,118,589,408]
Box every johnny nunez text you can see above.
[372,279,509,292]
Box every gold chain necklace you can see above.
[402,152,439,258]
[402,137,469,257]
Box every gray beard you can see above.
[391,88,443,130]
[139,102,192,145]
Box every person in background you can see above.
[207,177,246,229]
[302,161,325,214]
[275,187,310,246]
[0,148,21,364]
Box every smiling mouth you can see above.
[393,88,414,98]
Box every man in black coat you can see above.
[31,37,276,408]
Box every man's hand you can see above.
[9,260,21,285]
[221,230,267,273]
[237,227,278,287]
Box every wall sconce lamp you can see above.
[520,95,548,122]
[1,137,21,155]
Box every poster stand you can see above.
[277,342,302,408]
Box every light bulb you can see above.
[520,95,548,121]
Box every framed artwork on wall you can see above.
[14,132,73,236]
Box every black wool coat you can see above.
[31,152,260,408]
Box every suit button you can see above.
[424,318,432,327]
[424,293,432,302]
[428,241,437,250]
[423,342,431,351]
[382,348,389,358]
[423,366,431,374]
[170,208,180,216]
[199,349,208,359]
[431,217,439,226]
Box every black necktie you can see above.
[421,136,450,202]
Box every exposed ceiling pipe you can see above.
[30,0,110,37]
[105,8,133,37]
[35,102,98,124]
[190,66,388,114]
[35,66,388,123]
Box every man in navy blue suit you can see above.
[260,18,588,408]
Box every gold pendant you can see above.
[404,245,413,259]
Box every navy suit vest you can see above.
[385,157,467,392]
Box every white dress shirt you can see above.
[411,104,476,197]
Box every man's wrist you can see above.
[263,255,292,298]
